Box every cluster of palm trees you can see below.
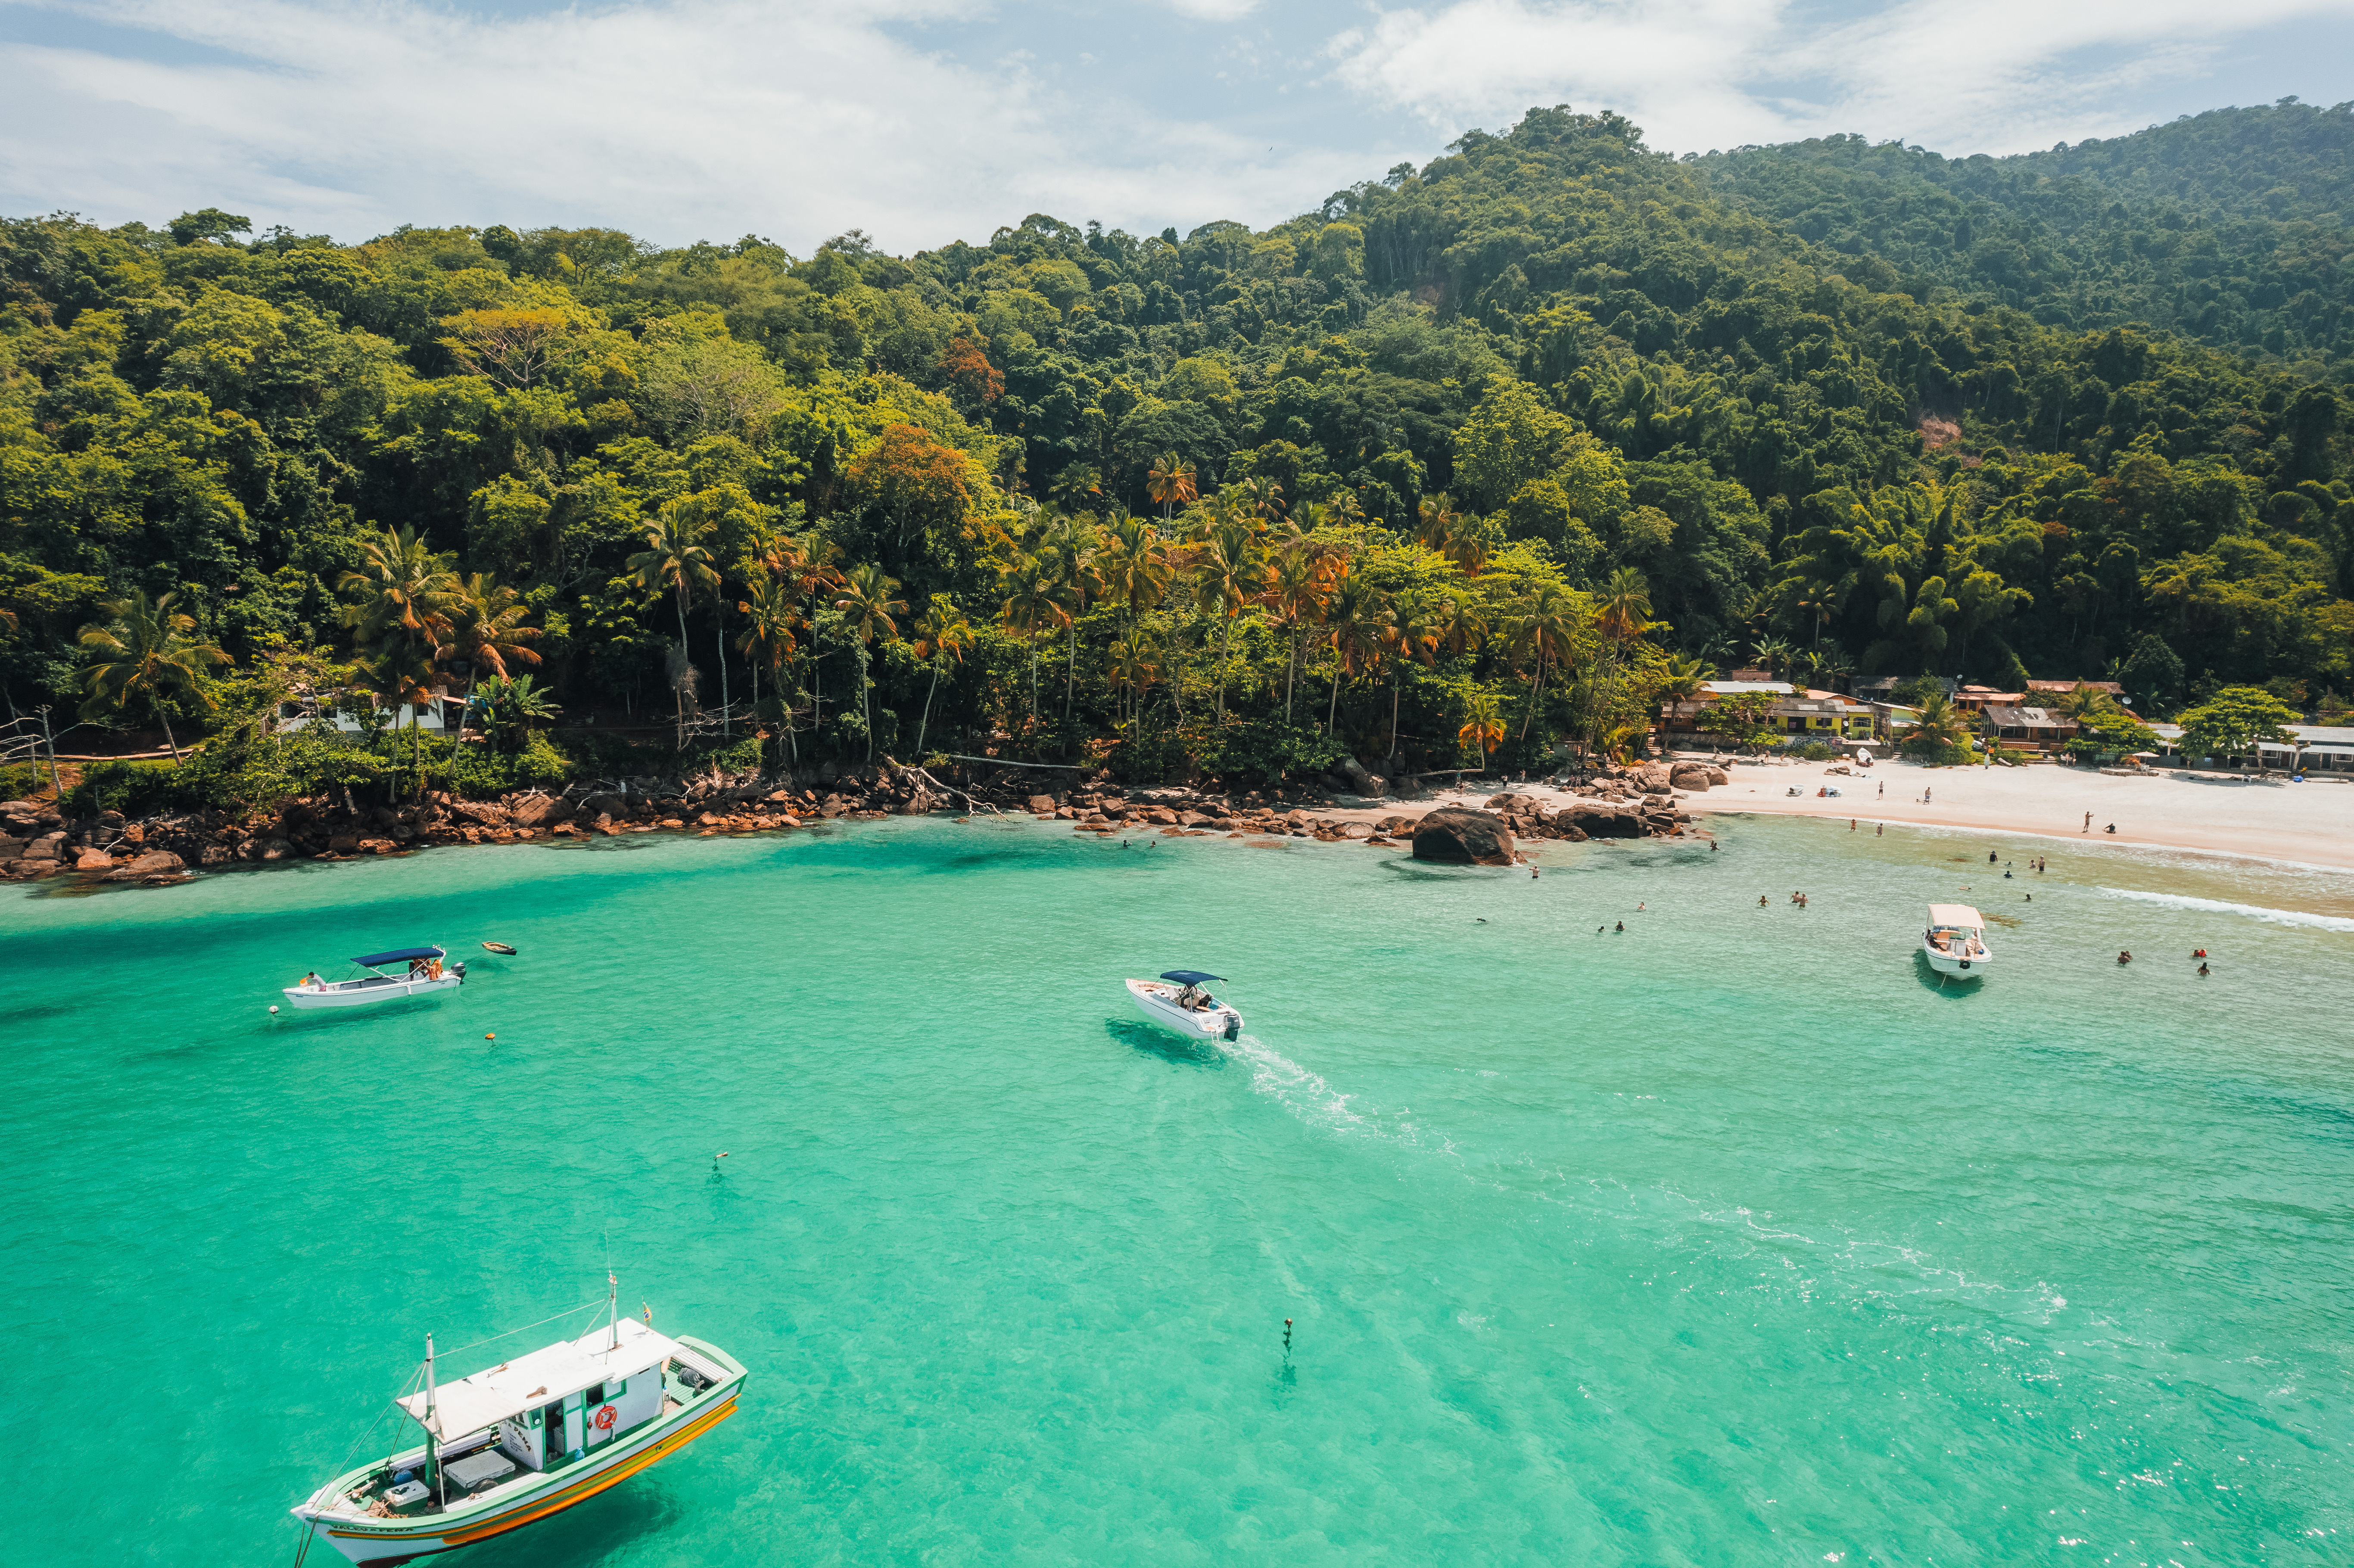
[961,461,1667,773]
[71,527,545,785]
[334,525,546,785]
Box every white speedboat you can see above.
[291,1278,746,1564]
[283,946,465,1010]
[1923,903,1991,977]
[1126,971,1243,1041]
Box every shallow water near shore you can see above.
[9,815,2354,1565]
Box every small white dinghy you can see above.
[1126,971,1243,1042]
[1922,904,1991,978]
[284,946,466,1010]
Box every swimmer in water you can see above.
[2118,950,2133,964]
[2198,961,2210,976]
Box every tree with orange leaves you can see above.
[939,335,1003,404]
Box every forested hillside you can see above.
[3,100,2350,803]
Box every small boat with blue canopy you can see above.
[284,946,467,1011]
[1126,970,1242,1042]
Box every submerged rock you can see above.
[1411,807,1516,866]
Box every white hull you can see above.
[1126,978,1242,1041]
[1922,943,1990,977]
[284,974,462,1010]
[294,1337,743,1564]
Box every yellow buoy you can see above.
[486,1033,495,1040]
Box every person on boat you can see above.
[427,958,444,980]
[303,971,323,989]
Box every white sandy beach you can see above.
[1419,757,2354,872]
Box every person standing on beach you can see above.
[2084,811,2093,834]
[1925,787,1933,804]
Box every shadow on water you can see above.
[463,1469,695,1568]
[1104,1017,1226,1069]
[1378,860,1511,883]
[1912,950,1987,997]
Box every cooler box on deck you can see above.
[444,1450,517,1491]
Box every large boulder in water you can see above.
[1411,807,1516,865]
[1560,801,1643,838]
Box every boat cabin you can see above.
[397,1318,689,1480]
[1925,903,1987,958]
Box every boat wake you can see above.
[2097,887,2354,932]
[1218,1032,1372,1137]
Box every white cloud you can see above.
[1326,0,2354,155]
[1166,0,1261,19]
[0,0,1390,249]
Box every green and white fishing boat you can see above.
[291,1278,745,1565]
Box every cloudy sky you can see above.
[3,0,2351,253]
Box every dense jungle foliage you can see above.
[3,100,2350,801]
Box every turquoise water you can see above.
[9,815,2354,1565]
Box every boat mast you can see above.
[607,1271,620,1350]
[424,1333,443,1508]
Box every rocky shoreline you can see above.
[1,757,1725,890]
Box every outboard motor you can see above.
[453,961,467,981]
[1223,1014,1241,1042]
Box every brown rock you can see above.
[1411,807,1517,865]
[76,848,117,871]
[511,795,575,829]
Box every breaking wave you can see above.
[2097,887,2354,933]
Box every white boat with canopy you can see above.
[1923,904,1992,977]
[283,946,465,1010]
[1126,970,1243,1042]
[290,1276,746,1564]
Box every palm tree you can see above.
[1262,534,1334,721]
[1414,493,1460,553]
[1049,465,1104,512]
[1653,652,1716,744]
[1380,595,1439,772]
[2052,681,2116,726]
[1097,512,1174,625]
[832,563,906,761]
[1191,519,1264,721]
[628,504,721,748]
[908,594,974,757]
[1323,569,1388,735]
[1510,579,1583,741]
[1041,516,1100,724]
[1106,630,1161,727]
[1597,568,1653,646]
[76,589,230,761]
[1458,692,1504,766]
[1240,475,1285,525]
[1905,689,1972,756]
[1145,453,1197,521]
[770,533,842,739]
[998,551,1069,754]
[339,524,457,789]
[1439,512,1493,576]
[736,572,800,765]
[1750,635,1794,681]
[441,572,540,738]
[1435,592,1488,661]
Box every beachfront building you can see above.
[1662,681,1875,743]
[2148,722,2354,772]
[1981,704,2078,754]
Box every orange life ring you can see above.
[593,1404,617,1431]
